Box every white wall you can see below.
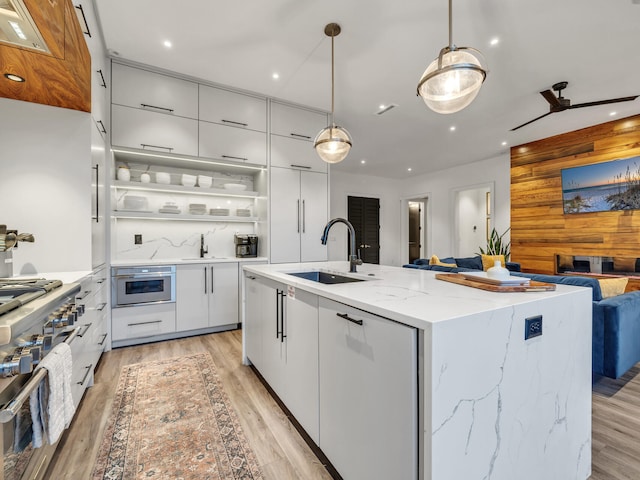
[0,98,92,275]
[456,186,489,257]
[328,170,402,266]
[402,154,511,259]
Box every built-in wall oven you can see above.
[111,266,175,308]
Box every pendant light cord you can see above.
[331,32,335,126]
[448,0,453,49]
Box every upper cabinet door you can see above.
[199,121,267,165]
[112,104,198,156]
[270,135,328,173]
[111,63,199,119]
[199,85,267,132]
[271,102,328,141]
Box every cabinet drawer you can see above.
[112,63,199,119]
[112,104,199,156]
[199,121,267,165]
[112,303,176,341]
[270,135,328,173]
[271,102,328,140]
[199,85,267,132]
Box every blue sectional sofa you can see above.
[512,273,640,379]
[403,255,521,273]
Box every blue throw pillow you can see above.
[414,258,430,266]
[454,256,483,270]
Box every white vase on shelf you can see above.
[117,166,130,182]
[487,260,510,280]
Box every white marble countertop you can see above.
[10,270,92,284]
[243,261,589,330]
[112,257,267,267]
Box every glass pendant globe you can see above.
[314,125,352,164]
[418,49,486,114]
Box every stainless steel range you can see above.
[0,277,82,479]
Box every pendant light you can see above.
[314,23,352,164]
[417,0,487,114]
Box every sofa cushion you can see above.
[454,256,483,270]
[481,254,506,271]
[429,255,457,268]
[513,273,603,301]
[598,277,629,298]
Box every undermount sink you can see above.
[286,271,366,284]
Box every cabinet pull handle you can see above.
[222,119,248,127]
[96,302,107,312]
[221,155,248,162]
[140,143,174,152]
[77,290,91,300]
[97,69,106,88]
[98,333,108,346]
[337,312,363,326]
[290,133,311,140]
[127,320,163,326]
[204,267,207,294]
[247,275,256,280]
[140,103,174,113]
[77,323,92,337]
[280,289,286,343]
[97,120,107,134]
[92,164,99,222]
[74,4,91,37]
[290,164,312,169]
[275,290,281,339]
[302,200,306,233]
[97,278,106,284]
[210,266,214,294]
[78,364,94,386]
[297,200,300,233]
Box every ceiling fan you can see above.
[510,81,638,131]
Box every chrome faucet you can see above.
[200,234,208,258]
[320,218,363,273]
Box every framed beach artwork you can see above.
[561,156,640,214]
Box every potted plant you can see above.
[479,227,511,261]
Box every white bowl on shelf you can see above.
[181,174,197,187]
[223,183,247,191]
[156,172,171,184]
[123,195,148,210]
[197,175,212,188]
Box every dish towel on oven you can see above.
[29,342,76,447]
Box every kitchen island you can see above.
[242,261,592,480]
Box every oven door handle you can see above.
[0,327,81,423]
[113,273,169,279]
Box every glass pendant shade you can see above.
[314,125,352,164]
[417,48,486,114]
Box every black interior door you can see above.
[408,203,421,263]
[348,196,380,264]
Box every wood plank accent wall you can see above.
[510,114,640,285]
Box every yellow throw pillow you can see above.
[557,254,574,270]
[613,257,636,272]
[429,255,457,268]
[598,277,629,298]
[481,254,506,271]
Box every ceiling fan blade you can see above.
[540,89,561,108]
[569,95,639,109]
[510,111,554,131]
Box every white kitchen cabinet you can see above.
[318,297,418,480]
[245,276,320,442]
[270,135,328,173]
[90,120,107,268]
[111,62,199,119]
[271,102,328,141]
[111,104,199,156]
[199,85,267,132]
[176,263,239,331]
[270,167,328,263]
[199,121,267,166]
[112,302,176,341]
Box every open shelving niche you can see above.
[110,147,266,223]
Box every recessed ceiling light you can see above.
[501,141,507,146]
[375,104,398,115]
[163,40,172,48]
[490,37,500,46]
[379,104,385,109]
[272,72,280,80]
[407,167,412,172]
[4,73,25,82]
[361,159,366,164]
[609,111,617,116]
[450,126,456,131]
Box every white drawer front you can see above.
[112,303,177,341]
[199,121,267,165]
[199,85,267,132]
[271,102,328,140]
[270,135,328,173]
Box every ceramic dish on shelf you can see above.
[197,175,212,188]
[123,195,148,210]
[159,208,181,214]
[181,174,197,187]
[236,209,251,217]
[223,183,247,191]
[156,172,171,184]
[210,208,230,216]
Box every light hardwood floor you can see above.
[46,330,332,480]
[46,329,640,480]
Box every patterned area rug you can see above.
[92,353,263,480]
